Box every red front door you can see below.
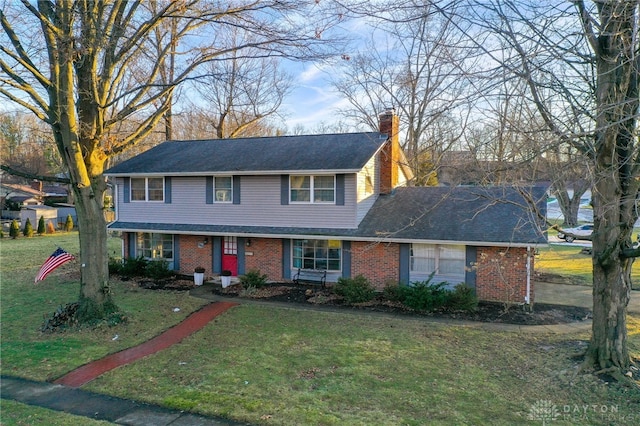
[222,236,238,276]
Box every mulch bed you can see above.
[136,279,592,326]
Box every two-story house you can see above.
[106,110,547,305]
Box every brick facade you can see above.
[350,241,400,290]
[121,232,533,304]
[245,238,284,281]
[180,235,213,276]
[474,246,533,304]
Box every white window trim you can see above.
[214,176,233,203]
[289,175,336,204]
[130,177,164,202]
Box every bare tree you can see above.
[0,113,61,179]
[186,30,293,139]
[0,0,341,322]
[332,0,477,184]
[335,0,639,378]
[456,0,639,377]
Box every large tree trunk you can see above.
[74,180,114,321]
[55,14,115,322]
[587,176,631,371]
[584,0,638,374]
[555,188,582,227]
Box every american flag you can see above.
[34,247,75,283]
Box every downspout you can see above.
[525,246,531,305]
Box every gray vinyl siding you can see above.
[115,175,359,229]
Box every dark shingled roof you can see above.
[108,186,547,246]
[355,186,548,245]
[105,132,387,175]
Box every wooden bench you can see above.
[293,268,327,289]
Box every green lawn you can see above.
[537,244,640,288]
[0,400,112,426]
[2,234,640,425]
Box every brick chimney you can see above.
[31,180,43,192]
[378,109,400,194]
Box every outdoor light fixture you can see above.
[246,239,251,247]
[198,237,209,248]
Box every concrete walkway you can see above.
[1,375,247,425]
[3,283,639,425]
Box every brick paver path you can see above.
[54,301,238,387]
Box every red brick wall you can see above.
[379,111,400,194]
[351,241,400,290]
[180,235,212,276]
[245,238,284,281]
[475,247,533,304]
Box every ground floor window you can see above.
[136,233,173,260]
[292,239,341,271]
[410,244,465,278]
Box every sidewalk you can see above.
[2,301,242,425]
[1,375,247,425]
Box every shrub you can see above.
[46,221,56,234]
[402,280,449,311]
[334,275,376,304]
[108,257,123,275]
[146,259,173,280]
[23,218,34,237]
[239,269,268,288]
[64,214,74,232]
[37,216,46,235]
[9,219,20,239]
[445,284,478,311]
[382,282,407,302]
[119,256,148,277]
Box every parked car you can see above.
[557,224,593,242]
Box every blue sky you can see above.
[279,61,346,131]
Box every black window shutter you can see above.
[336,174,345,205]
[233,176,241,204]
[164,177,172,204]
[281,175,289,205]
[206,176,213,204]
[123,177,130,203]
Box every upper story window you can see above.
[131,177,164,202]
[290,175,335,203]
[214,176,232,202]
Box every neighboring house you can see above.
[106,110,547,305]
[1,183,44,209]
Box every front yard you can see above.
[1,234,639,425]
[536,244,640,289]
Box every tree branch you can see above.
[1,165,70,184]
